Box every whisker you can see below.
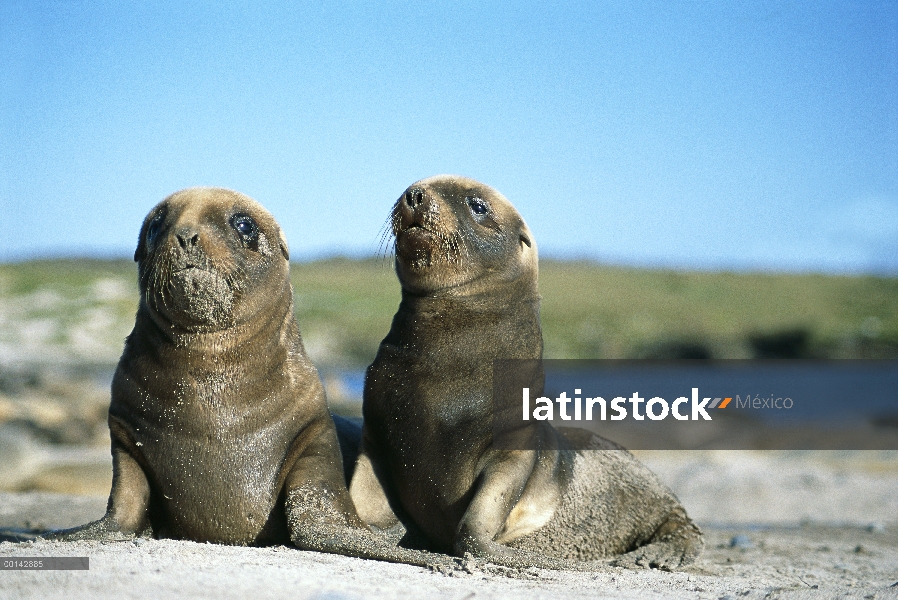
[376,209,398,269]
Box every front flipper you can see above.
[286,480,456,569]
[353,437,446,550]
[285,425,456,569]
[45,439,152,541]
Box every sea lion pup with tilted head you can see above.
[350,175,703,570]
[46,187,451,568]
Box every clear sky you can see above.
[2,1,896,273]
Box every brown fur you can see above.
[350,175,703,570]
[46,187,455,568]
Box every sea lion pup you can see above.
[350,175,703,570]
[47,187,450,567]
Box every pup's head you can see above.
[390,175,537,296]
[134,187,290,330]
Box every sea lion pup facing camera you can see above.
[48,187,449,567]
[350,175,703,570]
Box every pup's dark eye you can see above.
[467,197,488,215]
[146,214,164,242]
[230,213,259,244]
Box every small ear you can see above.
[520,231,532,248]
[279,230,290,261]
[134,232,144,262]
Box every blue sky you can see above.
[2,1,897,273]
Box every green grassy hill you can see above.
[1,258,895,371]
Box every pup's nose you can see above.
[175,227,199,248]
[406,187,426,209]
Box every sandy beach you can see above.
[2,451,896,599]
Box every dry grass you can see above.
[0,258,895,371]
